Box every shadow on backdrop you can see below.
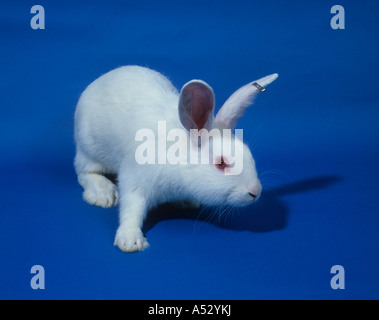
[143,175,343,234]
[26,160,342,235]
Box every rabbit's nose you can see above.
[248,183,262,200]
[249,192,258,199]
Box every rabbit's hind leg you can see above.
[75,148,119,208]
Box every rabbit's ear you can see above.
[215,73,278,129]
[179,80,215,132]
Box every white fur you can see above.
[215,73,278,129]
[74,66,278,252]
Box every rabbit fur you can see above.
[74,65,278,252]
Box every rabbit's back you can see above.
[75,66,180,172]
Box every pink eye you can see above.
[215,156,229,171]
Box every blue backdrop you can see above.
[0,0,378,299]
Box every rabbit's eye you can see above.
[215,157,228,171]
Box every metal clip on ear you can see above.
[252,82,265,92]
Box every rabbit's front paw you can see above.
[114,228,149,253]
[82,174,119,208]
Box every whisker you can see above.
[259,169,291,190]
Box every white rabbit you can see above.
[74,66,278,252]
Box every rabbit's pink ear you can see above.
[179,80,215,131]
[215,73,278,129]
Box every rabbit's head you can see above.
[177,74,278,207]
